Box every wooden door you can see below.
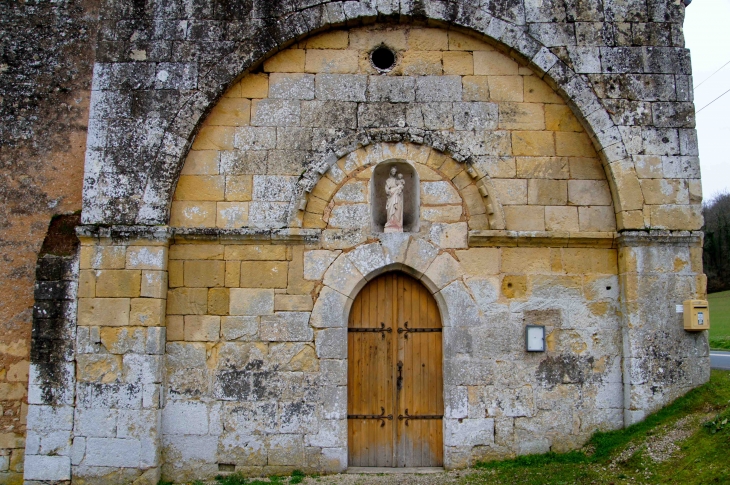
[348,272,443,467]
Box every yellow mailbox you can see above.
[683,299,710,331]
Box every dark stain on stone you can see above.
[536,354,595,387]
[30,214,80,405]
[215,359,281,401]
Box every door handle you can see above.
[397,360,403,390]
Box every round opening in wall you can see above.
[371,46,396,71]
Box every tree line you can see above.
[703,191,730,293]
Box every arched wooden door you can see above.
[348,272,443,467]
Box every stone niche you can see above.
[370,160,419,233]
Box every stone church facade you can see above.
[0,0,707,483]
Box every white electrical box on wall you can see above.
[525,325,545,352]
[683,299,710,331]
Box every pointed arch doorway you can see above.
[347,272,444,467]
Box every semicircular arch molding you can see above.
[298,139,505,231]
[127,5,641,230]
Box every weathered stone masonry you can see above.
[12,0,710,483]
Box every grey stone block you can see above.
[267,434,304,466]
[266,149,309,175]
[234,126,277,150]
[155,63,198,89]
[251,99,301,126]
[260,312,313,342]
[269,73,315,100]
[300,101,358,128]
[162,401,209,435]
[357,102,407,128]
[652,102,695,128]
[415,76,462,102]
[276,127,313,150]
[315,328,347,359]
[220,150,268,175]
[84,437,141,468]
[662,156,701,179]
[642,127,680,155]
[24,455,71,481]
[367,76,416,103]
[453,102,498,131]
[444,418,494,447]
[420,103,454,130]
[315,74,367,101]
[248,201,289,227]
[253,175,298,202]
[310,286,349,329]
[528,22,576,47]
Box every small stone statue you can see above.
[384,167,405,233]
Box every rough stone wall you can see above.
[158,99,627,477]
[173,27,617,235]
[161,228,624,478]
[69,230,168,484]
[13,0,711,482]
[79,0,700,232]
[0,1,97,482]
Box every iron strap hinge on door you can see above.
[347,407,393,427]
[397,321,442,339]
[397,409,444,426]
[347,322,392,339]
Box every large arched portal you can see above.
[348,272,443,468]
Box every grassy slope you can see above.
[466,370,730,485]
[708,290,730,349]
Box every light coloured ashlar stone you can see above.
[229,289,275,316]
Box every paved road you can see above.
[710,350,730,370]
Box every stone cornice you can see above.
[468,230,618,248]
[76,225,322,244]
[616,230,704,247]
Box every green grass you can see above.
[708,290,730,349]
[213,471,303,485]
[467,370,730,485]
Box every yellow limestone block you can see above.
[503,205,546,231]
[224,245,288,260]
[184,260,226,287]
[304,30,349,49]
[408,28,449,50]
[174,175,225,201]
[473,50,519,75]
[204,97,251,127]
[239,73,269,98]
[130,298,166,327]
[462,76,490,101]
[305,49,359,73]
[191,126,234,150]
[264,49,305,72]
[443,51,474,75]
[240,261,289,288]
[489,76,524,102]
[181,150,219,175]
[448,31,494,51]
[555,132,596,157]
[545,104,583,132]
[78,298,130,327]
[524,76,564,104]
[511,131,555,156]
[225,175,253,201]
[169,201,217,227]
[95,270,142,298]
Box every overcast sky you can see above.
[684,0,730,202]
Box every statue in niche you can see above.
[384,167,405,233]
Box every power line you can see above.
[694,59,730,90]
[696,86,730,114]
